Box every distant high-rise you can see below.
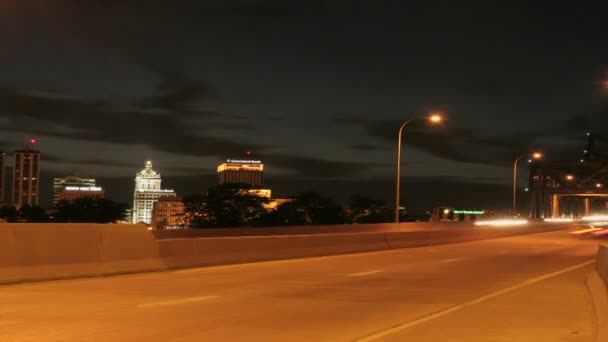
[132,161,176,224]
[53,175,99,205]
[12,146,41,208]
[0,151,6,203]
[217,159,264,188]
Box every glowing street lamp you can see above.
[513,151,542,215]
[565,174,575,181]
[395,113,444,223]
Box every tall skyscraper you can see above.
[217,159,264,188]
[132,160,176,224]
[12,146,41,208]
[53,175,99,205]
[0,151,6,203]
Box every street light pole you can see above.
[395,119,414,223]
[395,114,443,223]
[512,154,525,216]
[513,152,542,216]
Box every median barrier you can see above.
[160,232,389,268]
[1,222,570,284]
[160,224,568,269]
[98,225,165,274]
[0,224,164,284]
[153,221,465,239]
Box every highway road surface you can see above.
[0,228,603,341]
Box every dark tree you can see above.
[0,205,18,222]
[18,205,50,223]
[184,184,270,228]
[347,195,391,224]
[264,192,345,226]
[53,198,127,223]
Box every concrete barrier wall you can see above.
[1,222,568,284]
[159,223,566,269]
[0,224,164,284]
[598,244,608,287]
[153,221,467,239]
[160,232,389,268]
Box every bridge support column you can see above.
[551,194,560,218]
[584,198,591,217]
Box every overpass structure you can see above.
[529,133,608,219]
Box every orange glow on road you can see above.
[570,227,603,235]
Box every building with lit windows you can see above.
[151,196,185,229]
[57,187,105,203]
[12,146,41,208]
[217,159,264,188]
[53,175,99,205]
[132,161,176,224]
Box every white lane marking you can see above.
[137,295,219,308]
[348,270,383,277]
[440,258,462,263]
[354,259,595,342]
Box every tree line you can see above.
[183,184,403,229]
[0,184,413,226]
[0,197,127,223]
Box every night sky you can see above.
[1,1,607,212]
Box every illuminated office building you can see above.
[217,159,264,188]
[132,160,176,224]
[53,175,99,205]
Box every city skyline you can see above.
[1,1,607,212]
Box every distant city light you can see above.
[596,183,603,188]
[453,210,485,215]
[582,215,608,222]
[565,174,575,181]
[443,208,451,214]
[474,219,528,227]
[543,218,574,223]
[30,139,38,144]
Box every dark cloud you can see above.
[258,152,389,179]
[140,73,214,112]
[350,143,382,151]
[0,83,263,158]
[264,116,284,122]
[364,119,546,166]
[227,1,329,20]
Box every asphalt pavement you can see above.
[0,227,602,341]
